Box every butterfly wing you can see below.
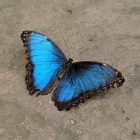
[21,31,66,95]
[52,61,125,111]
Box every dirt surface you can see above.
[0,0,140,140]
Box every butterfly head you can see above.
[66,58,73,68]
[68,58,73,62]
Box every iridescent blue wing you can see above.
[21,31,66,95]
[52,61,125,111]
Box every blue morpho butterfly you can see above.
[21,30,125,111]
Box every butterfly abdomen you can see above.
[21,31,38,95]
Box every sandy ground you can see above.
[0,0,140,140]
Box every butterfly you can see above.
[21,30,125,111]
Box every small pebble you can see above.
[132,130,137,135]
[67,9,72,14]
[122,109,125,113]
[70,119,75,124]
[89,38,93,41]
[126,117,130,121]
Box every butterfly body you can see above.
[21,30,125,111]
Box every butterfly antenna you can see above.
[62,37,71,59]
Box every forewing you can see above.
[53,61,125,111]
[21,30,66,95]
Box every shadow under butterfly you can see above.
[21,31,125,111]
